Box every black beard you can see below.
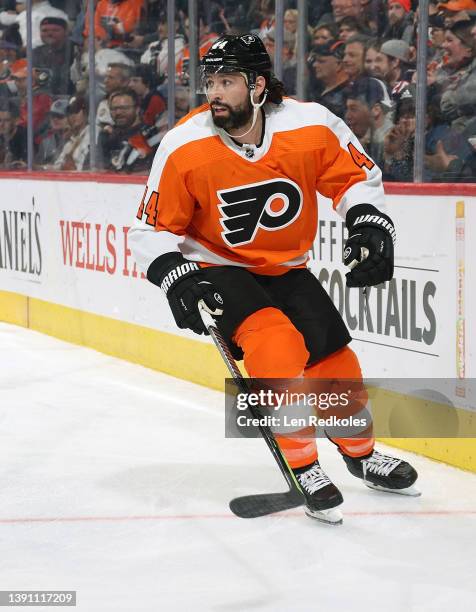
[211,98,253,131]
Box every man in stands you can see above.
[32,16,74,96]
[312,40,350,119]
[345,76,394,168]
[343,35,369,84]
[129,64,166,126]
[98,87,157,173]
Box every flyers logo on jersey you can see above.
[218,179,303,247]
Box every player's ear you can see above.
[254,75,267,101]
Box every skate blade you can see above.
[304,506,343,525]
[365,482,422,497]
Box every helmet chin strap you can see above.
[222,87,268,140]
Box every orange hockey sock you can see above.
[233,307,318,468]
[304,346,374,457]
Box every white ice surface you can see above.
[0,323,475,612]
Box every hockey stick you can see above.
[198,301,305,518]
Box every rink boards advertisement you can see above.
[0,176,474,379]
[1,175,475,469]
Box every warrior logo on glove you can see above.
[343,204,396,288]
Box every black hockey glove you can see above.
[343,204,396,288]
[147,252,224,335]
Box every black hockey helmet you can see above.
[199,34,272,93]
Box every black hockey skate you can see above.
[342,449,421,496]
[293,461,344,524]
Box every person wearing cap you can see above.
[312,40,350,119]
[0,99,27,169]
[437,0,476,26]
[375,39,413,90]
[36,98,71,166]
[382,1,415,45]
[8,57,53,146]
[345,76,394,168]
[440,19,476,132]
[32,16,74,96]
[0,40,20,65]
[0,0,69,49]
[382,84,417,180]
[53,95,90,171]
[426,13,449,86]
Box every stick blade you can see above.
[229,490,305,518]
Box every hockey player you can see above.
[129,34,419,524]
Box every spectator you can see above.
[376,39,412,90]
[263,27,297,94]
[1,21,23,50]
[440,20,476,132]
[36,97,70,166]
[98,88,156,172]
[0,0,69,48]
[53,94,90,171]
[9,58,52,145]
[178,17,219,85]
[129,63,166,126]
[0,39,20,65]
[32,16,74,95]
[429,12,446,59]
[381,0,414,45]
[437,0,476,26]
[343,34,369,83]
[383,83,418,179]
[0,40,20,99]
[331,0,362,23]
[0,100,26,168]
[364,38,382,76]
[312,40,349,118]
[311,23,339,48]
[283,8,298,35]
[427,13,448,85]
[423,83,474,179]
[96,62,133,132]
[338,16,369,41]
[84,0,144,49]
[345,75,393,168]
[74,47,133,98]
[425,116,476,181]
[153,81,190,143]
[254,0,276,39]
[140,16,185,82]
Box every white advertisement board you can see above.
[0,177,474,380]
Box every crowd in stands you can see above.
[0,0,474,181]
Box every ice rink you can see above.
[0,322,475,612]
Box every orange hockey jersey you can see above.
[129,98,385,276]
